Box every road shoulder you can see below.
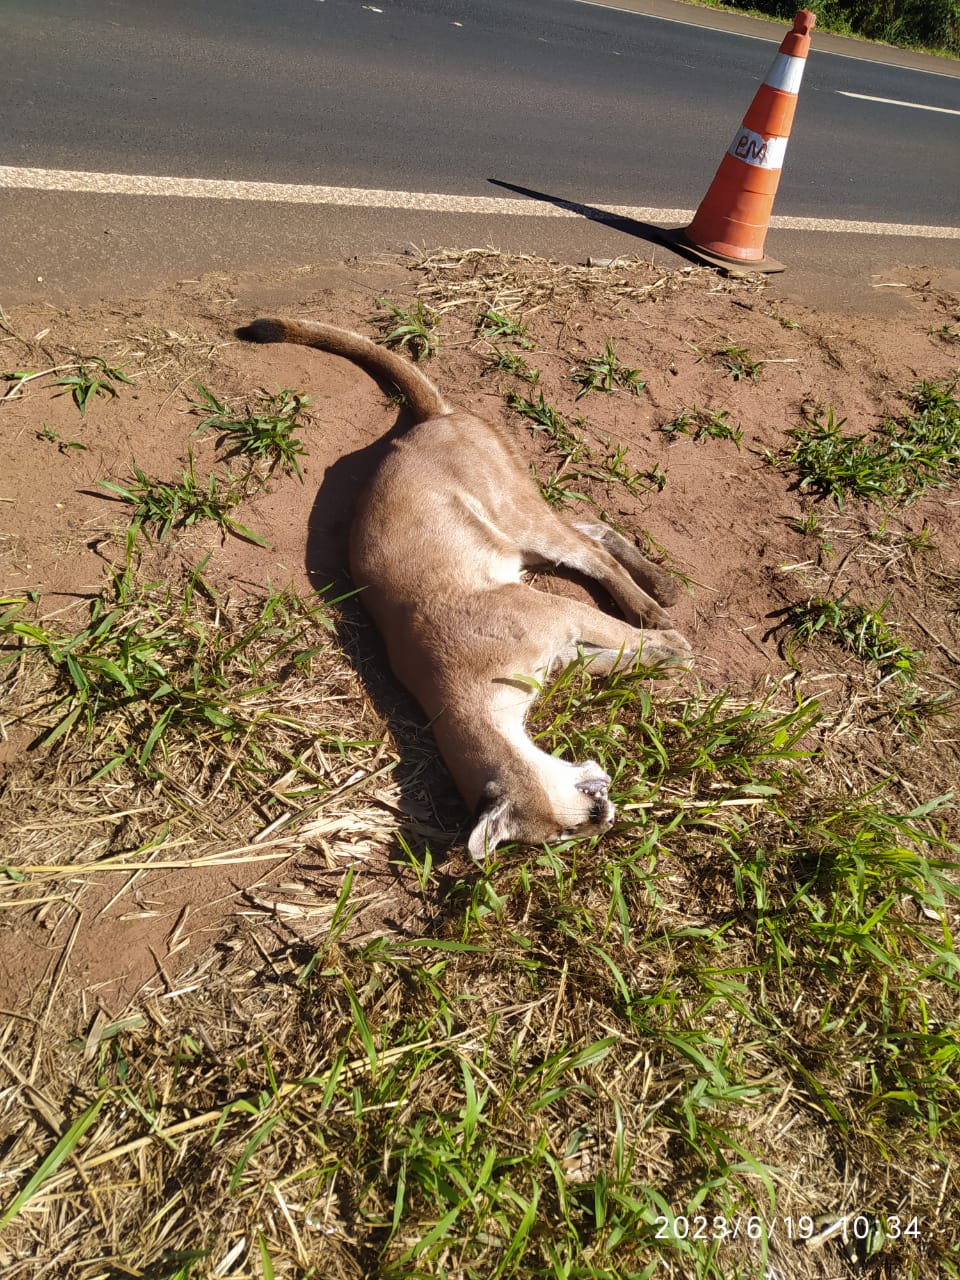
[576,0,960,76]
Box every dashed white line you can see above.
[1,165,958,239]
[837,91,960,115]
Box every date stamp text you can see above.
[653,1213,923,1246]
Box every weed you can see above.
[781,406,878,506]
[864,518,934,553]
[190,383,309,480]
[784,510,824,537]
[5,653,960,1277]
[660,407,742,448]
[369,296,439,361]
[0,1092,108,1231]
[508,393,665,504]
[51,356,134,415]
[780,379,960,506]
[931,319,960,344]
[592,437,667,495]
[570,341,646,399]
[99,449,268,545]
[766,309,801,330]
[507,390,582,458]
[36,423,87,453]
[486,346,540,384]
[783,592,923,681]
[476,304,533,348]
[1,368,40,397]
[890,687,960,741]
[715,343,762,383]
[533,466,591,507]
[0,558,339,779]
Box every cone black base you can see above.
[658,228,787,276]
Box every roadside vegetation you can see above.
[776,380,960,507]
[700,0,960,58]
[0,251,958,1279]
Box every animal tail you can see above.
[236,318,452,422]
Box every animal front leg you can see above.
[521,521,674,628]
[572,521,680,607]
[579,633,691,673]
[545,597,692,672]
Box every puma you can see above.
[237,318,692,860]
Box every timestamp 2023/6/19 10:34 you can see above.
[653,1213,925,1247]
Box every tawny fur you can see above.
[238,317,692,860]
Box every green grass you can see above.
[5,658,957,1278]
[507,389,579,452]
[660,407,742,448]
[782,592,924,682]
[189,383,309,480]
[486,346,540,385]
[99,448,268,544]
[2,355,135,414]
[476,305,533,348]
[715,344,763,384]
[780,379,960,507]
[507,391,665,505]
[370,296,440,361]
[0,546,342,784]
[37,422,87,453]
[51,356,135,414]
[570,342,647,400]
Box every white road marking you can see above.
[837,91,960,115]
[0,164,683,217]
[1,165,958,239]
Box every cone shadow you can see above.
[487,178,701,266]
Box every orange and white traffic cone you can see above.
[671,9,816,274]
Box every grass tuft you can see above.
[476,304,533,348]
[486,345,540,384]
[660,406,742,448]
[507,391,665,506]
[370,296,440,361]
[0,547,342,781]
[714,343,763,383]
[570,341,646,400]
[780,379,960,507]
[99,449,268,544]
[189,383,309,480]
[782,592,924,682]
[51,355,135,414]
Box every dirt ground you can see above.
[1,248,959,1025]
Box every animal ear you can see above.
[467,800,515,863]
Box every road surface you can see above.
[1,0,957,309]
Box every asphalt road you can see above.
[1,0,958,308]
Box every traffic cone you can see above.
[670,10,816,274]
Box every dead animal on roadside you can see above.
[237,317,692,860]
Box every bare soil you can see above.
[1,249,959,1022]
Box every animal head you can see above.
[467,759,615,862]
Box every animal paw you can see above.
[644,629,694,665]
